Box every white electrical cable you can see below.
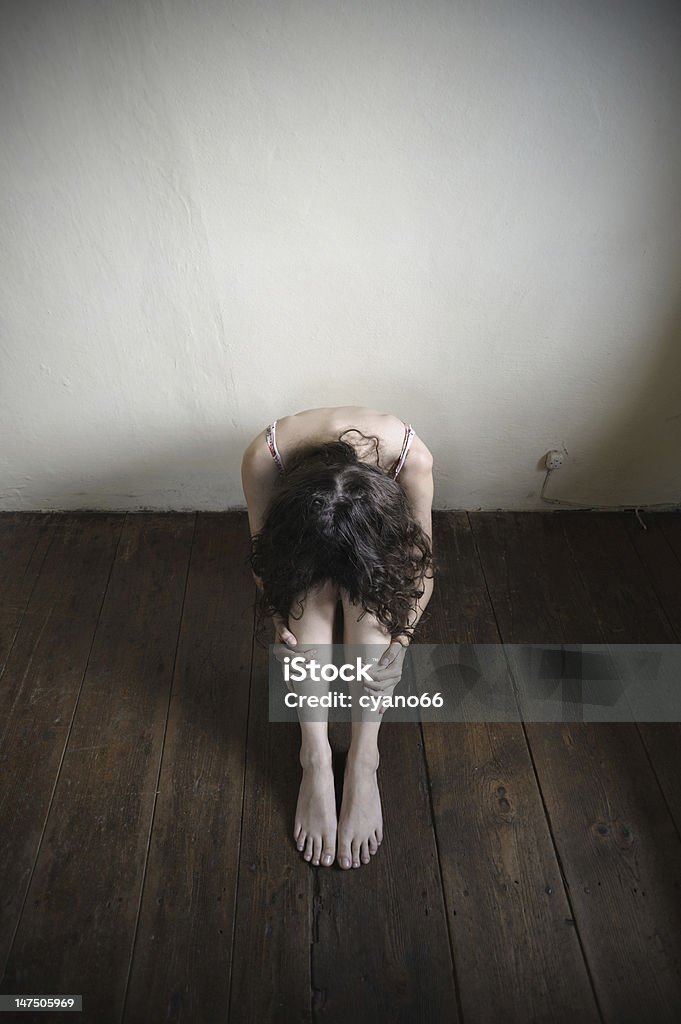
[539,468,680,530]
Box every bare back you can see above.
[260,405,414,473]
[241,405,433,544]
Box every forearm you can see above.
[400,572,435,644]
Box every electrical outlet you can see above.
[545,449,565,470]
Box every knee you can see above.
[291,579,340,617]
[339,586,392,643]
[310,579,340,609]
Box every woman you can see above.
[240,406,435,870]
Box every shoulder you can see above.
[241,426,268,466]
[241,426,278,490]
[395,433,433,538]
[397,434,434,508]
[403,433,433,473]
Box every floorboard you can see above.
[423,512,600,1024]
[122,512,254,1023]
[1,514,194,1022]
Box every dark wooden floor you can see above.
[1,511,681,1023]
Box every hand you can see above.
[271,613,317,692]
[363,641,409,697]
[272,612,298,649]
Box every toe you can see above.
[321,835,335,867]
[311,836,322,866]
[360,840,370,864]
[351,839,361,868]
[293,822,302,842]
[337,838,352,870]
[303,835,314,861]
[368,833,378,855]
[296,831,306,852]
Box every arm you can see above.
[396,437,435,641]
[368,437,434,683]
[240,431,279,594]
[366,438,436,688]
[240,430,280,538]
[240,434,300,646]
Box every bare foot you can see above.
[337,751,383,869]
[293,748,337,867]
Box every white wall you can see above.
[2,0,680,512]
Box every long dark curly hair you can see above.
[248,428,435,645]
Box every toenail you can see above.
[322,854,333,866]
[340,857,350,869]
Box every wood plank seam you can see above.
[417,719,465,1024]
[225,588,259,1019]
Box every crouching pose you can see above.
[240,406,435,869]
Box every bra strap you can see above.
[265,420,285,473]
[393,423,415,478]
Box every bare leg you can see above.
[336,593,392,869]
[287,580,339,867]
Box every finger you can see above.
[379,646,408,668]
[358,671,395,688]
[362,685,390,696]
[363,673,401,690]
[367,665,402,680]
[272,620,297,645]
[273,643,317,663]
[377,641,403,666]
[362,684,397,698]
[278,642,317,656]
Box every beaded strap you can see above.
[393,422,415,478]
[265,420,285,474]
